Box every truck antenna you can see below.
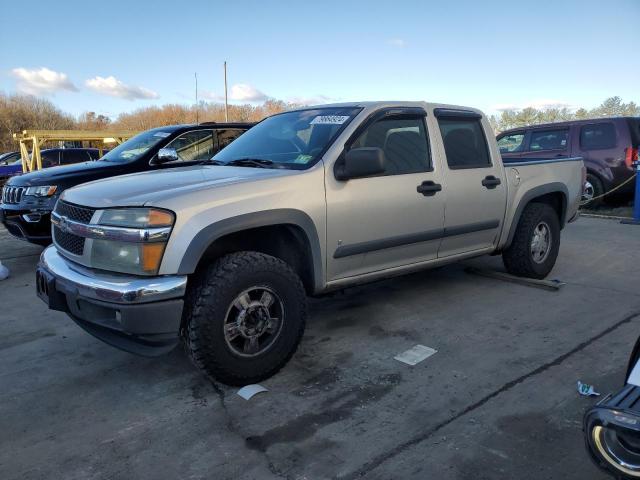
[195,72,199,125]
[224,61,229,122]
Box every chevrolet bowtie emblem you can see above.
[56,215,69,233]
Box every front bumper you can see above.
[36,245,187,356]
[0,205,52,244]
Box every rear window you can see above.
[626,118,640,146]
[580,123,616,150]
[438,118,491,169]
[528,129,568,151]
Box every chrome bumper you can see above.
[39,245,187,304]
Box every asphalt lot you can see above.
[1,217,639,480]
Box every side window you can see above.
[497,132,525,153]
[165,130,214,162]
[87,150,101,160]
[438,118,491,169]
[350,116,431,175]
[580,123,616,150]
[60,150,89,165]
[528,129,568,151]
[215,129,246,152]
[41,151,59,168]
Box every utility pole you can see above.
[194,72,199,124]
[224,61,229,122]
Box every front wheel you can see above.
[502,203,561,279]
[183,251,307,385]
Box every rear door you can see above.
[433,109,507,257]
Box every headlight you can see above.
[88,208,174,275]
[26,185,57,197]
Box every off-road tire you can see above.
[183,251,307,386]
[502,203,560,279]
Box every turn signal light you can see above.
[141,243,166,273]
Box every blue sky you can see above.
[1,0,638,119]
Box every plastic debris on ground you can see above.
[394,344,438,366]
[237,384,268,400]
[0,261,8,281]
[578,381,600,397]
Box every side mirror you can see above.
[154,147,179,165]
[335,147,386,180]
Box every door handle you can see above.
[481,175,501,189]
[417,180,442,196]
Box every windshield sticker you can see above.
[293,154,313,164]
[310,115,350,125]
[153,132,171,138]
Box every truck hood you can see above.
[6,160,126,188]
[62,165,299,208]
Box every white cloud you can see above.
[229,84,268,102]
[85,75,159,100]
[387,38,406,47]
[287,94,335,105]
[202,83,269,103]
[11,67,78,95]
[493,99,574,112]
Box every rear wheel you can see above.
[184,251,307,385]
[583,173,604,208]
[502,203,560,279]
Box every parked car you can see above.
[584,335,640,479]
[36,101,583,385]
[0,148,102,189]
[0,151,22,186]
[497,117,639,205]
[0,123,252,245]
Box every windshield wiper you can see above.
[199,159,225,165]
[224,158,275,168]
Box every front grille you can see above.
[53,226,85,256]
[2,186,26,204]
[55,201,96,223]
[53,201,94,256]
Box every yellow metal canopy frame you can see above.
[13,130,138,172]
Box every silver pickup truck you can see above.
[36,102,584,385]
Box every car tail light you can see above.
[625,147,638,168]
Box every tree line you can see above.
[1,91,638,152]
[489,96,639,133]
[0,92,296,152]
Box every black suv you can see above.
[0,123,252,244]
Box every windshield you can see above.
[101,129,174,163]
[213,107,362,168]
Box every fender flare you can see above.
[504,182,569,249]
[176,209,324,291]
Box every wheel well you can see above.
[529,191,566,226]
[194,224,315,294]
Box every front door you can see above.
[325,108,446,281]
